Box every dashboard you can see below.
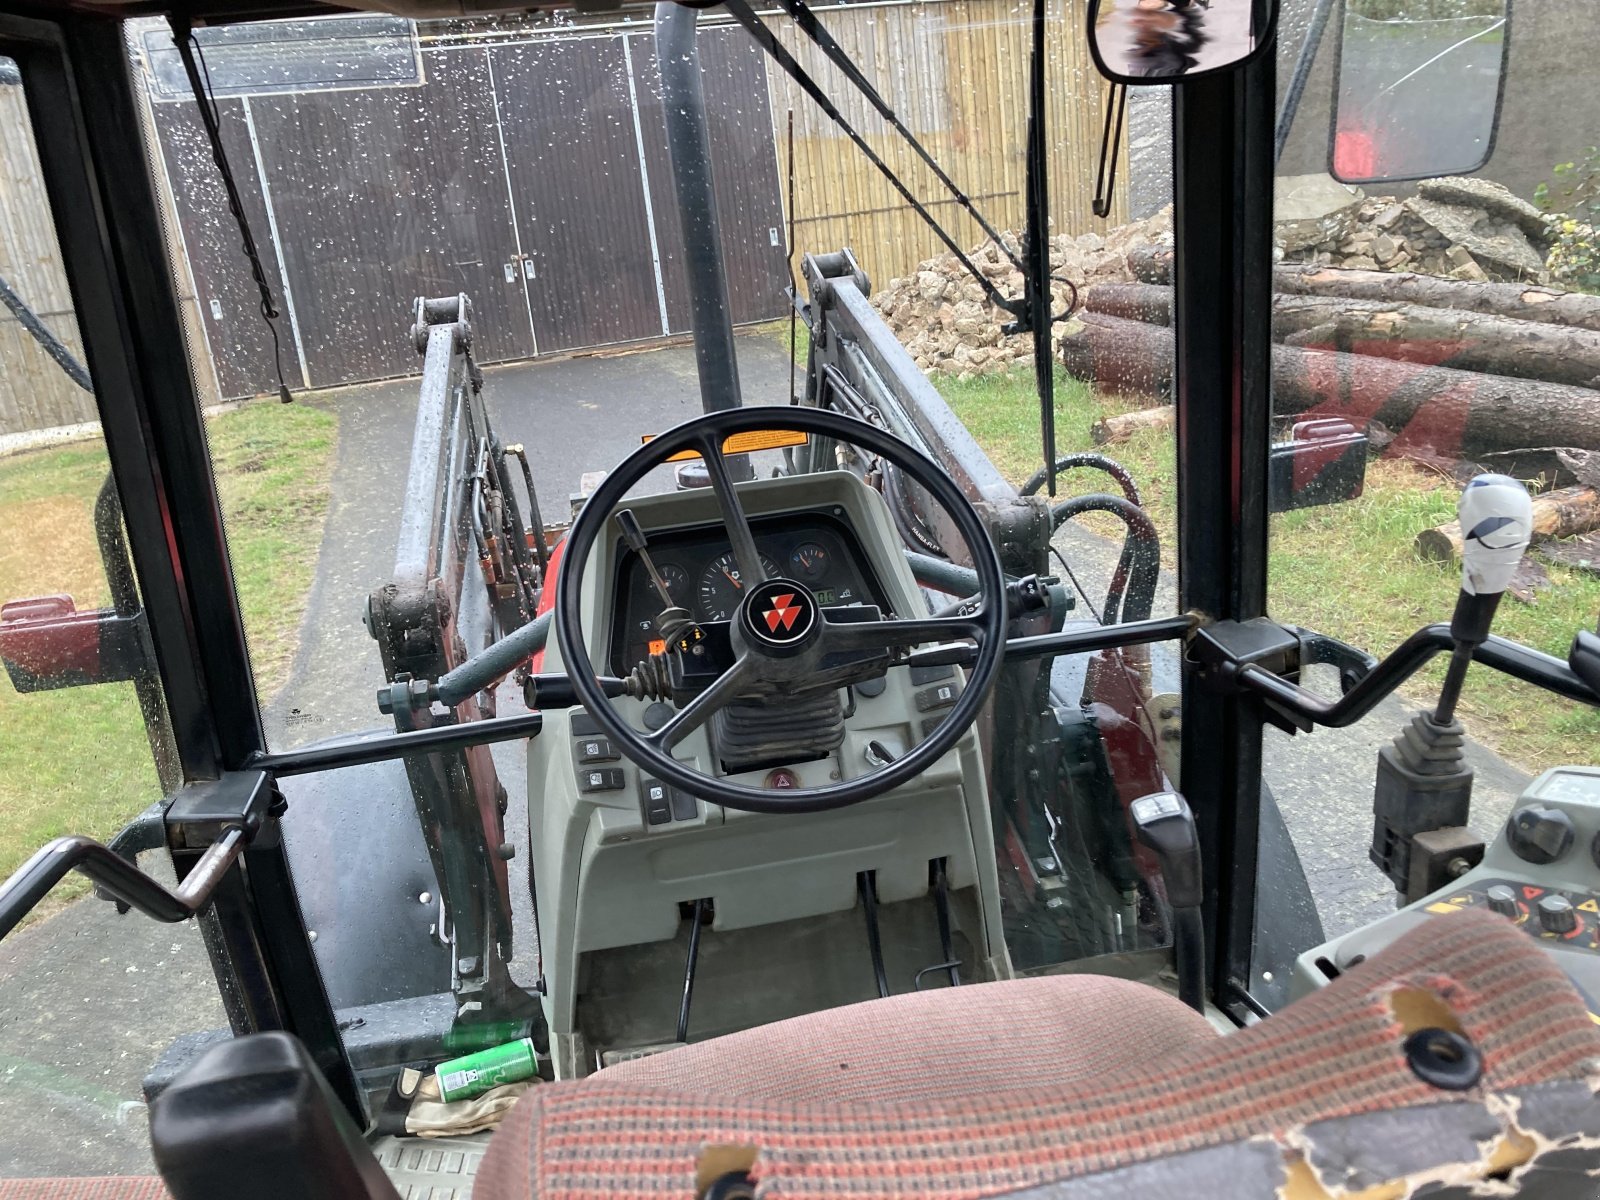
[608,512,890,672]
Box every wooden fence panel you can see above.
[761,0,1126,288]
[0,80,98,439]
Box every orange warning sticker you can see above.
[642,429,809,463]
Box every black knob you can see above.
[1538,894,1579,935]
[1506,805,1576,865]
[1485,884,1520,920]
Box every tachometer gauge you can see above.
[697,551,780,620]
[789,541,829,580]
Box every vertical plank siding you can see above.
[762,0,1125,287]
[0,2,1122,426]
[0,79,98,437]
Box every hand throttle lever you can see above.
[1131,790,1205,1013]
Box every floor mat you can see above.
[373,1132,492,1198]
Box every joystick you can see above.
[1371,474,1534,903]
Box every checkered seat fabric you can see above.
[475,909,1600,1199]
[0,1181,167,1199]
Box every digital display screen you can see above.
[648,638,667,655]
[814,588,837,606]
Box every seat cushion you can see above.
[0,1182,167,1200]
[476,909,1600,1199]
[599,973,1219,1103]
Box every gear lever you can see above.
[1436,474,1534,724]
[1130,790,1204,1013]
[1371,474,1533,901]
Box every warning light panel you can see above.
[648,638,666,656]
[641,429,809,463]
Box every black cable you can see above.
[1050,493,1161,624]
[676,898,707,1043]
[721,0,1022,321]
[0,273,92,391]
[1092,83,1128,220]
[858,871,890,998]
[169,20,294,404]
[766,0,1025,278]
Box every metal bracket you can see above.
[1189,618,1308,734]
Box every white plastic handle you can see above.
[1458,473,1534,597]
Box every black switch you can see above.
[920,715,945,739]
[640,778,673,825]
[579,767,626,793]
[670,789,698,822]
[570,710,603,737]
[575,737,618,764]
[915,682,960,712]
[910,665,955,685]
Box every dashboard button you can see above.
[910,665,955,685]
[641,778,672,825]
[643,701,674,731]
[915,682,960,712]
[855,677,887,699]
[570,710,604,737]
[575,737,618,764]
[670,789,698,821]
[579,767,626,793]
[920,716,945,739]
[764,768,801,790]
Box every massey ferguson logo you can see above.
[747,579,814,646]
[763,593,802,634]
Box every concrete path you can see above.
[0,330,1540,1178]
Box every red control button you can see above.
[764,768,800,790]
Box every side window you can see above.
[0,53,224,1180]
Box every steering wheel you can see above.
[554,407,1006,814]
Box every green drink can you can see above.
[434,1036,539,1103]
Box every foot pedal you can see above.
[598,1041,686,1070]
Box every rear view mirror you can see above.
[1329,0,1509,185]
[1087,0,1278,84]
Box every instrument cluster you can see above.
[608,513,886,672]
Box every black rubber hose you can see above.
[1050,493,1161,624]
[1021,453,1143,507]
[1173,905,1205,1014]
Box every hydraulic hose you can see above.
[1050,493,1161,624]
[1022,453,1143,508]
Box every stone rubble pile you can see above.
[1275,174,1554,284]
[872,208,1173,379]
[875,174,1555,378]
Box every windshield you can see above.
[7,0,1594,1179]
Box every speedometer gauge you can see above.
[698,551,779,620]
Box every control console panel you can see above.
[1291,765,1600,1013]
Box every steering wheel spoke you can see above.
[697,433,768,588]
[646,654,757,752]
[823,612,986,654]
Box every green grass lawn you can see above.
[0,400,337,913]
[933,366,1600,775]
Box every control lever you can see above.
[932,573,1050,622]
[1130,791,1205,1013]
[1370,475,1531,903]
[1438,474,1534,724]
[616,508,699,651]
